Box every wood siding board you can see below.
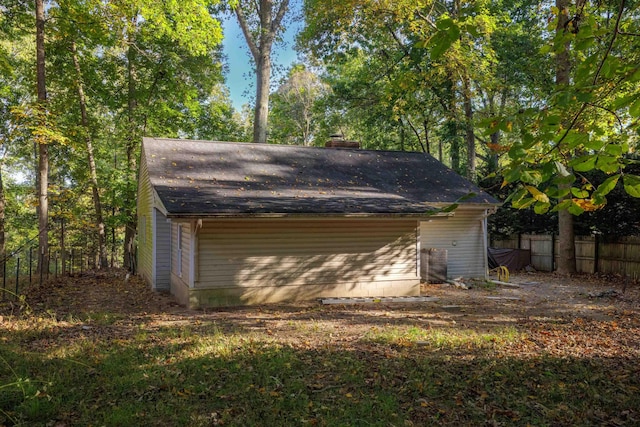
[419,208,487,278]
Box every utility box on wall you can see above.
[420,248,448,283]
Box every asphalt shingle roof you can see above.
[142,137,499,217]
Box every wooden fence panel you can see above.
[520,234,554,271]
[490,234,640,278]
[576,236,596,274]
[599,236,640,278]
[490,236,519,249]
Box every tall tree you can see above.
[498,0,640,270]
[70,39,107,268]
[269,64,328,145]
[35,0,49,273]
[101,0,224,269]
[233,0,290,143]
[555,0,576,274]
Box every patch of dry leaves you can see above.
[3,269,638,362]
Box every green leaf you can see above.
[543,114,562,126]
[429,18,460,59]
[506,187,527,204]
[552,172,576,186]
[568,201,585,215]
[600,56,619,79]
[440,203,459,213]
[613,94,638,110]
[593,175,620,198]
[525,185,549,203]
[571,155,596,172]
[511,187,536,209]
[465,23,479,37]
[595,155,620,174]
[503,165,523,183]
[623,175,640,198]
[630,98,640,118]
[604,144,623,156]
[508,145,527,160]
[571,187,589,198]
[436,17,459,33]
[521,170,542,185]
[512,196,536,209]
[553,199,573,212]
[429,32,455,59]
[562,131,588,149]
[534,201,551,214]
[547,185,571,199]
[584,137,606,151]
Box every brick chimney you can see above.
[325,132,360,149]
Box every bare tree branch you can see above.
[235,5,259,61]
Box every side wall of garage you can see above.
[182,217,420,307]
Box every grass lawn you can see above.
[1,271,639,426]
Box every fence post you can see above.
[551,234,556,272]
[593,234,600,274]
[15,257,20,298]
[39,250,44,286]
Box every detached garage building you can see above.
[137,137,499,307]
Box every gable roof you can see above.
[142,137,499,218]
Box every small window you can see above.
[177,225,183,277]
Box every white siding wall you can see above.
[153,209,171,290]
[171,222,192,288]
[420,207,488,278]
[196,218,418,299]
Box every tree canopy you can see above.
[0,0,638,270]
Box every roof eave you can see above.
[165,211,455,220]
[429,201,502,209]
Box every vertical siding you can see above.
[136,151,154,286]
[196,218,417,293]
[171,222,191,288]
[153,209,171,290]
[420,207,487,278]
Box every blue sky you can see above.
[221,8,303,111]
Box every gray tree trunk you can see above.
[0,165,5,275]
[254,51,271,143]
[71,40,108,268]
[234,0,289,144]
[555,0,577,275]
[462,72,476,181]
[36,0,49,274]
[124,17,138,272]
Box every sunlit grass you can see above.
[363,325,524,350]
[1,310,638,426]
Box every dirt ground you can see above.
[13,269,640,332]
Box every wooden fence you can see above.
[490,234,640,278]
